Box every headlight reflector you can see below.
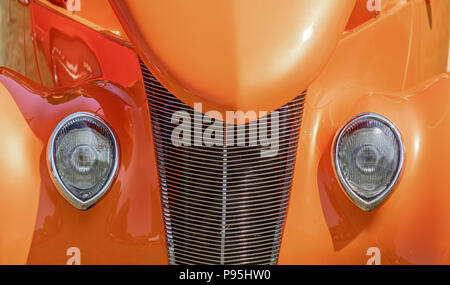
[333,113,403,211]
[49,112,118,210]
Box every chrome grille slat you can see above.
[149,100,305,122]
[153,138,300,157]
[164,186,291,205]
[165,209,287,225]
[169,238,282,254]
[141,60,304,265]
[164,207,289,224]
[167,234,281,250]
[164,192,290,207]
[165,198,289,216]
[165,198,290,220]
[151,123,302,145]
[157,165,295,186]
[151,119,303,144]
[159,162,294,182]
[156,155,297,174]
[167,247,282,265]
[168,231,282,247]
[165,190,290,205]
[166,222,286,241]
[163,176,296,193]
[164,213,285,231]
[149,107,304,130]
[148,94,305,118]
[166,230,284,246]
[147,87,306,108]
[161,182,293,197]
[154,150,297,168]
[157,158,296,177]
[157,171,294,190]
[166,227,283,245]
[171,243,282,261]
[166,219,288,236]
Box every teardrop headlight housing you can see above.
[49,112,119,210]
[333,113,404,211]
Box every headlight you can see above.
[49,112,119,210]
[333,113,403,211]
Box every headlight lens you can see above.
[333,113,403,211]
[49,112,118,210]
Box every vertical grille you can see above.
[141,60,305,265]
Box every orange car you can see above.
[0,0,448,265]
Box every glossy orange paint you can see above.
[279,72,450,264]
[109,0,356,119]
[0,2,169,263]
[0,0,448,265]
[345,0,404,30]
[0,67,167,265]
[31,2,135,88]
[40,0,128,42]
[278,0,450,264]
[0,82,41,265]
[0,0,168,265]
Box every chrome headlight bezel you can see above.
[48,112,119,210]
[333,113,404,211]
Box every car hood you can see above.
[110,0,355,115]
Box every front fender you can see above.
[0,82,42,265]
[279,0,449,264]
[0,67,167,265]
[280,73,450,264]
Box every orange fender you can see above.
[0,82,42,265]
[0,68,167,265]
[280,73,450,264]
[279,0,450,264]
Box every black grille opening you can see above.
[141,60,305,265]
